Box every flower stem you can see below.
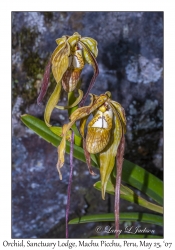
[115,135,125,238]
[65,131,74,238]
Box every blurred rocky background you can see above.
[12,12,163,238]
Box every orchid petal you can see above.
[78,41,99,106]
[86,106,113,154]
[62,68,82,92]
[108,100,127,133]
[67,33,81,47]
[55,89,83,110]
[51,42,70,84]
[79,116,88,138]
[56,121,76,175]
[37,60,51,105]
[83,139,97,176]
[100,116,123,200]
[44,81,62,127]
[51,40,68,62]
[70,93,107,121]
[57,140,65,180]
[80,116,97,176]
[37,37,69,104]
[80,37,98,57]
[55,36,67,46]
[44,41,72,127]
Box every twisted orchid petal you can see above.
[37,60,51,105]
[78,41,99,106]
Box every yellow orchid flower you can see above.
[56,91,126,199]
[37,32,99,127]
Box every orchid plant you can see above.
[56,91,126,238]
[21,32,163,239]
[37,32,99,127]
[36,31,125,238]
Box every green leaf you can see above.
[20,114,97,167]
[94,181,163,214]
[69,212,163,226]
[90,235,163,239]
[21,114,163,207]
[119,160,163,205]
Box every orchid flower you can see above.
[56,91,126,200]
[37,32,99,127]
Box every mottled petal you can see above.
[80,116,96,176]
[62,68,82,92]
[80,37,98,57]
[70,94,107,121]
[37,60,51,105]
[51,42,70,84]
[86,127,111,154]
[79,116,88,138]
[83,139,96,176]
[86,107,113,154]
[100,116,123,200]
